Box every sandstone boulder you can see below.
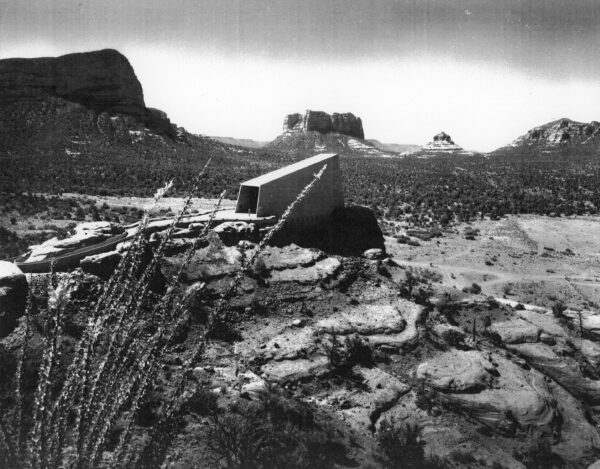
[416,350,496,392]
[489,317,540,344]
[169,234,242,282]
[508,342,600,404]
[213,221,257,245]
[434,352,558,432]
[0,262,27,338]
[260,244,324,270]
[549,381,600,464]
[327,205,385,256]
[316,304,407,336]
[363,248,385,260]
[268,258,341,284]
[26,221,124,262]
[261,356,329,383]
[80,250,122,280]
[339,367,409,432]
[315,300,424,351]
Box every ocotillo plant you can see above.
[0,162,329,469]
[0,159,219,469]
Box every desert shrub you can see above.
[343,334,374,368]
[377,418,425,469]
[427,455,450,468]
[184,386,219,417]
[437,293,462,324]
[205,306,243,341]
[420,268,442,283]
[415,381,439,414]
[400,270,420,297]
[519,432,563,469]
[552,301,567,318]
[441,329,465,347]
[322,331,374,375]
[251,255,269,278]
[413,286,434,307]
[463,282,481,294]
[206,396,346,469]
[450,448,476,464]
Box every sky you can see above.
[1,0,599,151]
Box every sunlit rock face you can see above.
[511,118,600,146]
[283,109,364,139]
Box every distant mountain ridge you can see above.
[211,136,269,149]
[366,140,420,154]
[509,118,600,147]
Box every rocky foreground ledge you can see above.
[2,217,600,466]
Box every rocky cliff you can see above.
[283,110,364,139]
[0,49,145,117]
[511,118,600,147]
[0,49,175,137]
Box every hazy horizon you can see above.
[1,0,599,152]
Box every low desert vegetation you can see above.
[0,165,330,468]
[4,141,600,227]
[376,418,448,469]
[205,393,346,469]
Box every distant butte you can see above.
[421,131,464,152]
[283,110,365,139]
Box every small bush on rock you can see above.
[441,329,465,347]
[415,381,439,414]
[184,386,219,416]
[482,329,503,346]
[519,432,563,469]
[206,395,346,469]
[552,301,567,318]
[322,331,374,375]
[462,282,482,294]
[377,418,425,469]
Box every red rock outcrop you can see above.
[283,110,364,139]
[0,49,145,117]
[0,49,176,137]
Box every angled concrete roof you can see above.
[240,153,337,186]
